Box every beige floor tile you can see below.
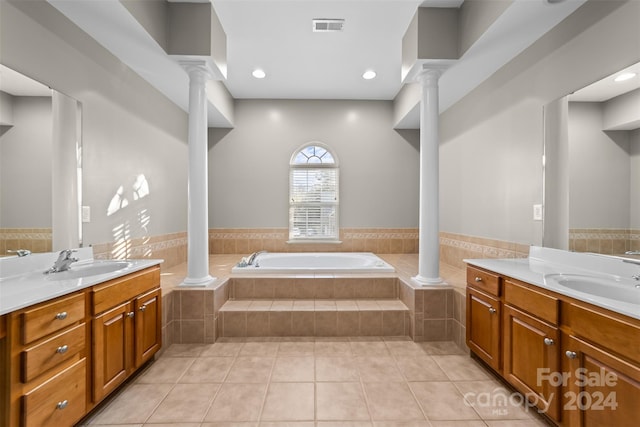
[385,341,428,357]
[373,422,431,427]
[410,382,480,421]
[431,355,491,381]
[201,341,245,357]
[143,423,201,427]
[315,340,353,356]
[88,384,172,424]
[428,422,487,427]
[454,381,535,420]
[318,423,373,427]
[484,419,550,426]
[135,357,195,384]
[316,382,371,421]
[316,356,360,382]
[205,383,268,422]
[260,423,314,427]
[363,382,425,421]
[278,341,316,356]
[201,423,258,427]
[357,357,404,382]
[395,356,449,381]
[350,341,390,356]
[162,343,212,357]
[418,342,467,356]
[261,382,315,421]
[239,341,279,357]
[147,383,220,423]
[226,356,275,383]
[179,357,234,383]
[271,356,315,381]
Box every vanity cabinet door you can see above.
[503,304,560,421]
[92,302,133,402]
[561,334,640,427]
[466,287,501,371]
[134,288,161,367]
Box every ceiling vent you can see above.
[312,19,344,33]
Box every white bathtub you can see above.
[231,252,395,274]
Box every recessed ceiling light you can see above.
[252,68,266,79]
[614,72,636,82]
[362,70,376,80]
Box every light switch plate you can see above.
[82,206,91,223]
[533,204,543,221]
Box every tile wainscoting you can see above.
[569,228,640,255]
[0,228,52,255]
[91,232,187,269]
[209,228,419,254]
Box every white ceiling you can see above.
[569,61,640,102]
[0,64,52,97]
[45,0,589,127]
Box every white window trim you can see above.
[289,142,339,242]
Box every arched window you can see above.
[289,143,339,241]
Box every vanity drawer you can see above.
[21,322,86,383]
[92,266,160,315]
[22,358,86,427]
[21,293,85,345]
[467,266,501,296]
[504,280,558,325]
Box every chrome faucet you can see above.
[8,249,31,257]
[247,250,266,266]
[44,249,78,274]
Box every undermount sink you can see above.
[544,273,640,304]
[46,260,132,280]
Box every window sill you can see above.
[286,240,343,245]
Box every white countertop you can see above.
[465,246,640,320]
[0,248,162,315]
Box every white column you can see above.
[413,67,446,285]
[180,60,215,287]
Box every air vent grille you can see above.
[312,19,344,32]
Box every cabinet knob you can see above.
[56,400,68,410]
[475,277,483,282]
[565,350,577,359]
[55,311,68,320]
[139,305,147,312]
[127,311,135,318]
[543,338,554,346]
[488,307,497,314]
[56,345,69,354]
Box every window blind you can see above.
[289,168,338,239]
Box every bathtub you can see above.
[231,252,395,274]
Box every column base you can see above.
[180,275,216,287]
[412,274,448,287]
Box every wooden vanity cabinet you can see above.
[466,267,502,371]
[91,266,161,403]
[502,279,561,421]
[466,264,640,427]
[5,291,89,427]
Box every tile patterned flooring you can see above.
[78,338,551,427]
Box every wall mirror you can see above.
[543,61,640,255]
[0,64,83,256]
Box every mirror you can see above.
[543,62,640,255]
[0,65,82,256]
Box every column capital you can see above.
[416,64,449,86]
[178,59,213,80]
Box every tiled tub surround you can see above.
[569,228,640,255]
[159,254,470,352]
[0,227,52,255]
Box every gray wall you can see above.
[1,0,189,246]
[568,102,630,229]
[209,100,420,229]
[439,0,639,246]
[631,129,640,229]
[0,96,52,228]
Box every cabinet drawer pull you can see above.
[127,311,135,318]
[475,277,483,282]
[543,338,554,346]
[139,305,147,312]
[56,400,68,410]
[55,311,68,320]
[488,307,497,314]
[565,350,577,359]
[56,345,69,354]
